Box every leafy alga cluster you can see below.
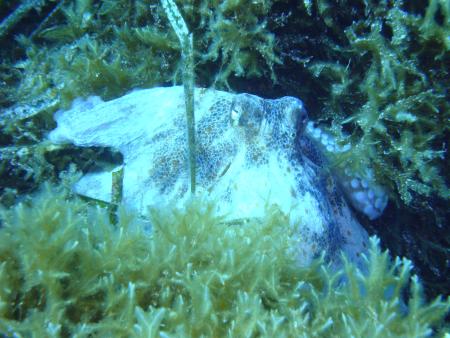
[0,185,448,336]
[287,0,449,208]
[0,0,280,108]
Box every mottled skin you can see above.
[231,93,332,181]
[230,93,347,261]
[48,86,369,266]
[230,93,308,142]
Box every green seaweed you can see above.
[0,185,448,336]
[0,0,449,312]
[301,0,449,207]
[195,0,280,88]
[0,0,280,108]
[161,0,197,194]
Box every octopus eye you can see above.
[230,108,240,126]
[301,113,308,123]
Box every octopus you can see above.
[48,86,373,266]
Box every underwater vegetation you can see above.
[276,0,450,210]
[0,184,448,337]
[272,0,450,300]
[0,0,280,107]
[0,0,449,313]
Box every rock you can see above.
[48,86,369,265]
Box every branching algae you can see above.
[0,185,448,336]
[296,0,450,208]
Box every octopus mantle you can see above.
[49,86,369,265]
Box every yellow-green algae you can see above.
[300,0,449,208]
[0,0,279,108]
[0,184,448,337]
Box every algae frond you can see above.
[0,185,448,336]
[296,0,450,208]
